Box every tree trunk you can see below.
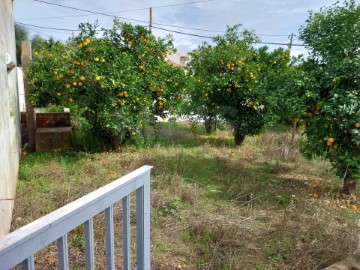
[343,176,356,195]
[109,133,121,150]
[291,121,297,145]
[204,118,216,134]
[233,125,245,146]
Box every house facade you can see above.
[167,52,190,67]
[0,0,21,236]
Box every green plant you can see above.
[298,0,360,193]
[27,21,188,149]
[157,195,184,216]
[188,25,289,145]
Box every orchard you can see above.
[26,1,360,193]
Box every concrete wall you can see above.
[0,0,20,237]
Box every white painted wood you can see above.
[0,166,152,269]
[21,255,34,270]
[122,195,131,270]
[57,235,69,270]
[105,205,115,270]
[84,218,95,270]
[136,177,151,270]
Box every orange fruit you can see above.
[94,57,100,62]
[355,122,360,128]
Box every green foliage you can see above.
[265,57,309,125]
[31,34,45,53]
[27,21,188,148]
[156,195,184,216]
[188,25,288,145]
[298,0,360,185]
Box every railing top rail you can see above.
[0,165,152,268]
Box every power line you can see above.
[32,0,294,37]
[16,22,81,32]
[17,21,306,47]
[20,0,213,20]
[33,0,148,24]
[152,26,213,38]
[19,24,66,42]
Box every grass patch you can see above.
[11,122,360,269]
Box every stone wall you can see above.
[0,0,21,237]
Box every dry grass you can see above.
[11,122,360,269]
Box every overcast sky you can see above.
[13,0,358,56]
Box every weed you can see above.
[156,195,184,216]
[11,123,360,269]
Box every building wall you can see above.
[166,52,190,67]
[0,0,20,237]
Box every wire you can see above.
[32,0,293,37]
[17,21,306,47]
[153,26,213,38]
[20,0,213,20]
[18,24,66,42]
[258,41,305,47]
[33,0,148,24]
[16,22,81,32]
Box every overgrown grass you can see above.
[12,122,360,269]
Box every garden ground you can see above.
[12,122,360,269]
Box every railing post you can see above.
[22,255,35,270]
[57,235,69,270]
[84,218,95,270]
[105,205,115,270]
[122,195,131,270]
[136,172,151,270]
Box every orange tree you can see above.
[188,25,289,145]
[27,21,187,148]
[265,56,310,143]
[298,0,360,194]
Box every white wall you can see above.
[0,0,21,237]
[166,52,190,67]
[17,68,25,112]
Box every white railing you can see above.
[0,165,152,270]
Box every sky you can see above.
[13,0,357,56]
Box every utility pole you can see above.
[149,7,152,33]
[288,33,294,52]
